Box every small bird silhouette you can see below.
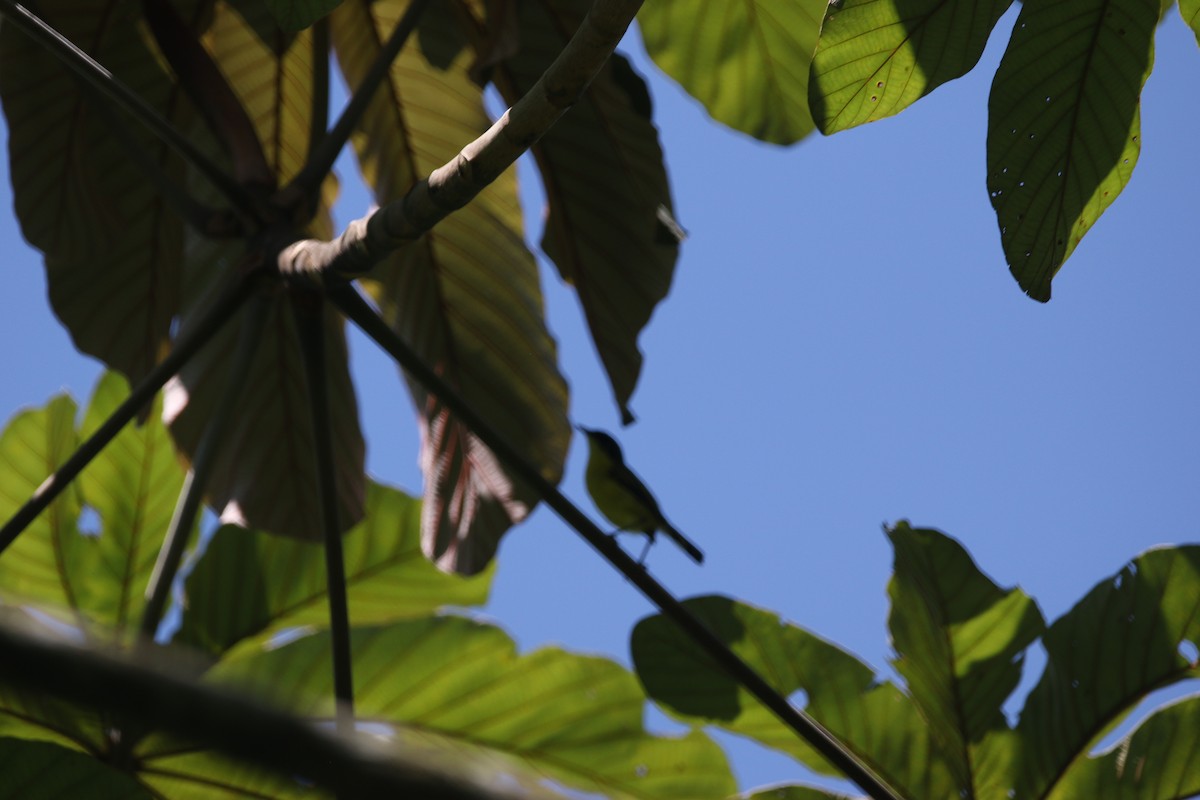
[578,426,704,564]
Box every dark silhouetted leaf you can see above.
[809,0,1012,133]
[331,0,568,574]
[264,0,343,31]
[0,737,151,800]
[986,0,1157,300]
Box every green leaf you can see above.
[493,0,679,424]
[263,0,343,31]
[0,395,85,616]
[631,595,958,797]
[331,0,569,574]
[0,737,151,800]
[1015,545,1200,798]
[0,1,188,387]
[1051,694,1200,799]
[887,523,1045,790]
[78,373,187,633]
[808,0,1012,133]
[1181,0,1200,44]
[177,482,493,657]
[155,618,736,799]
[744,785,854,800]
[986,0,1158,301]
[637,0,826,144]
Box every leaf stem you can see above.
[0,0,257,223]
[140,295,269,640]
[0,269,260,557]
[285,0,433,199]
[328,281,904,800]
[293,291,355,733]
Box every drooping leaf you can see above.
[331,0,569,574]
[0,737,151,800]
[1014,545,1200,799]
[1181,0,1200,43]
[177,482,493,657]
[148,618,736,799]
[490,0,679,424]
[986,0,1158,300]
[78,373,187,633]
[637,0,826,144]
[1049,694,1200,799]
[887,523,1045,791]
[0,1,189,389]
[744,785,854,800]
[808,0,1012,133]
[632,595,959,798]
[263,0,343,31]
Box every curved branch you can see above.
[278,0,643,278]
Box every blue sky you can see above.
[2,6,1199,794]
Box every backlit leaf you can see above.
[638,0,826,144]
[809,0,1012,133]
[331,0,569,574]
[492,0,679,424]
[986,0,1157,300]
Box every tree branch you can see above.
[327,282,905,800]
[278,0,642,279]
[0,616,554,800]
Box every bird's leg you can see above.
[637,536,653,565]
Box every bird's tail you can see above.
[662,521,704,564]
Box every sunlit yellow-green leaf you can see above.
[632,595,958,797]
[177,482,493,657]
[331,0,568,574]
[1015,545,1200,799]
[638,0,826,144]
[986,0,1157,300]
[0,1,188,387]
[809,0,1012,133]
[153,618,736,799]
[887,523,1044,791]
[1181,0,1200,44]
[493,0,679,424]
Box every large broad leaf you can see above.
[1014,545,1200,799]
[491,0,680,424]
[263,0,343,31]
[808,0,1012,133]
[637,0,826,144]
[140,618,735,800]
[176,482,493,658]
[744,786,853,800]
[0,737,151,800]
[0,1,188,387]
[1183,0,1200,43]
[331,0,569,574]
[1050,694,1200,799]
[165,0,366,543]
[887,522,1044,792]
[631,595,960,798]
[986,0,1158,300]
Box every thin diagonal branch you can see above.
[141,295,270,640]
[0,269,260,556]
[292,291,355,735]
[327,281,904,800]
[0,0,257,223]
[278,0,636,279]
[0,618,553,800]
[284,0,433,199]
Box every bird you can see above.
[577,426,704,564]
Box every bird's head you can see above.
[576,426,624,463]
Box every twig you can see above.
[140,295,270,640]
[292,291,355,734]
[0,0,257,223]
[0,270,260,556]
[327,281,905,800]
[284,0,434,200]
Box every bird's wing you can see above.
[608,465,665,531]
